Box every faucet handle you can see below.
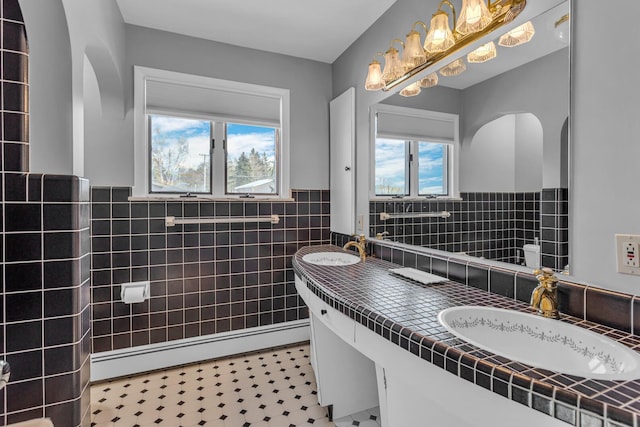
[534,267,558,287]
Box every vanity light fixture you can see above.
[402,21,428,70]
[439,58,466,76]
[456,0,493,35]
[467,40,497,63]
[424,1,457,54]
[419,72,439,88]
[381,40,405,85]
[364,0,529,94]
[399,81,422,97]
[364,53,385,90]
[498,20,535,47]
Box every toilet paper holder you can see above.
[120,281,150,304]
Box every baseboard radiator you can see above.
[91,319,310,382]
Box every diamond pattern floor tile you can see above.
[90,343,380,427]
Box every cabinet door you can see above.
[310,313,378,419]
[329,87,355,235]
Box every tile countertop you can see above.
[292,245,640,427]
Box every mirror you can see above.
[369,1,570,272]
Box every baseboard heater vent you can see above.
[91,319,310,382]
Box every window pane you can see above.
[150,115,211,193]
[375,138,408,195]
[226,123,277,194]
[418,141,447,195]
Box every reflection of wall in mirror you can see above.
[461,113,543,193]
[460,48,569,190]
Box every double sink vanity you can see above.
[293,244,640,427]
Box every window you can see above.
[226,123,278,195]
[147,114,279,196]
[374,138,448,196]
[374,137,409,195]
[371,104,458,199]
[149,114,212,193]
[417,141,447,195]
[134,67,290,198]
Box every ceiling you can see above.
[115,0,397,64]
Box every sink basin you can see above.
[438,306,640,380]
[302,252,360,266]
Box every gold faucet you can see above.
[530,267,560,319]
[343,234,367,261]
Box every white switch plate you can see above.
[615,234,640,275]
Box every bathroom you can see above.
[1,0,639,426]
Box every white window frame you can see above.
[133,66,290,199]
[369,104,460,200]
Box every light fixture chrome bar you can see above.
[165,215,280,227]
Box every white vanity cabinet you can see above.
[295,276,379,419]
[296,274,567,427]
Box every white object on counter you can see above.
[388,267,447,285]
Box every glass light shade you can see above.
[365,59,384,90]
[399,81,421,97]
[439,58,466,77]
[419,72,439,88]
[455,0,492,35]
[402,30,426,70]
[498,21,535,47]
[424,11,455,53]
[381,47,404,84]
[467,41,497,63]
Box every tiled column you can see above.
[0,1,92,426]
[540,188,569,271]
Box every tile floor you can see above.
[90,343,382,427]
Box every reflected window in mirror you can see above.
[418,141,447,196]
[374,137,409,196]
[374,138,449,197]
[370,104,459,199]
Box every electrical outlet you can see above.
[356,214,364,232]
[615,234,640,275]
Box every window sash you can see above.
[224,123,280,196]
[147,113,281,197]
[148,114,213,195]
[374,137,449,198]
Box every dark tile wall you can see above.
[369,191,540,265]
[0,2,92,426]
[541,188,569,271]
[333,231,638,336]
[2,175,91,427]
[90,188,330,353]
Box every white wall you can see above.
[460,49,568,189]
[459,113,542,193]
[19,0,73,174]
[571,1,640,293]
[21,0,126,176]
[462,114,516,192]
[84,58,134,185]
[514,114,543,192]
